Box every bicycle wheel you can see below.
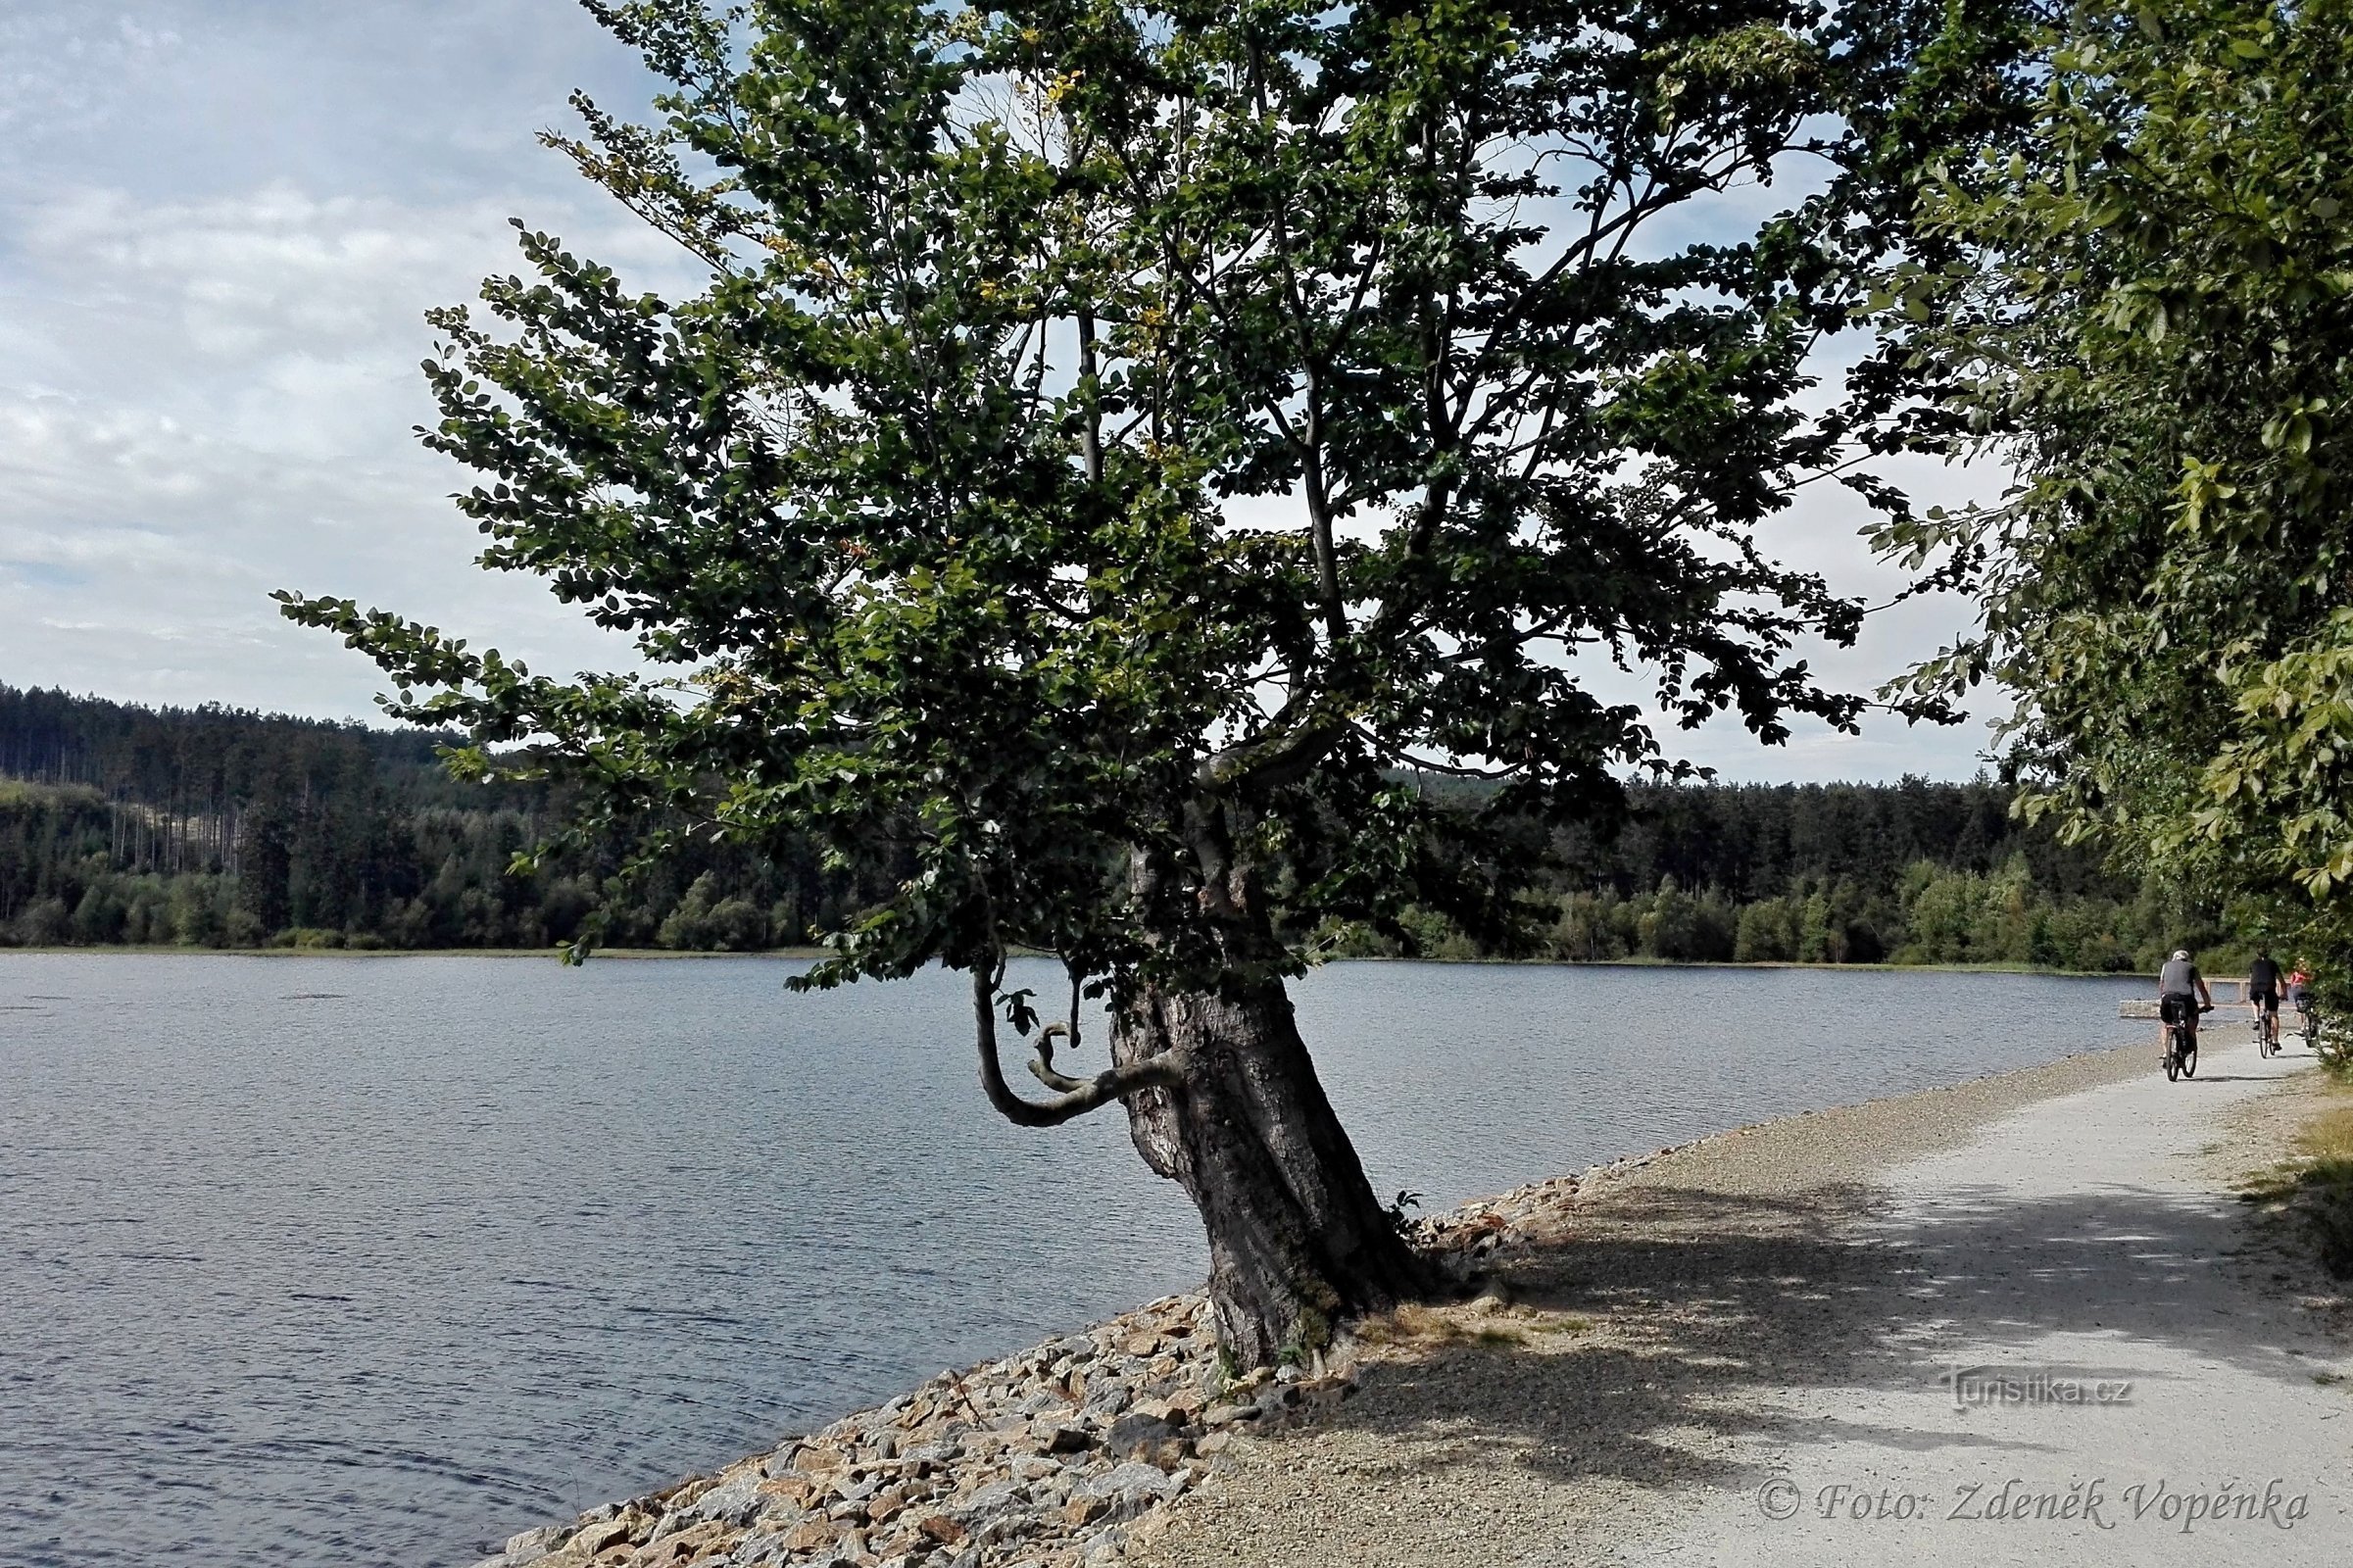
[2165,1033,2182,1082]
[2183,1039,2198,1078]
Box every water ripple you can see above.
[0,954,2146,1567]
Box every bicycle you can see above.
[2256,1002,2280,1058]
[2299,999,2319,1051]
[2161,998,2205,1082]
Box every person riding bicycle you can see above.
[2158,948,2214,1054]
[2289,964,2314,1035]
[2247,949,2283,1042]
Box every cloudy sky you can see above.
[1,2,2008,782]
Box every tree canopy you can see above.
[1877,0,2353,1021]
[285,0,1967,999]
[282,0,2021,1354]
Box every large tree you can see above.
[286,0,1971,1359]
[1874,0,2353,1024]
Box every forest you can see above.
[0,685,885,955]
[0,685,2218,971]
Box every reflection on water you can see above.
[0,955,2145,1567]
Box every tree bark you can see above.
[1111,972,1431,1366]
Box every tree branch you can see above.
[1195,703,1346,794]
[973,966,1185,1127]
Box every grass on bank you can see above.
[2243,1085,2353,1279]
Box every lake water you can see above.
[0,956,2150,1568]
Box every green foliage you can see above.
[1874,1,2353,1017]
[278,0,1990,1012]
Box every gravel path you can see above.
[1120,1029,2353,1567]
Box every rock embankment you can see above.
[464,1142,1707,1568]
[466,1293,1358,1568]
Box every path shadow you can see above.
[1250,1173,2344,1501]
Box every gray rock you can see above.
[977,1508,1043,1547]
[661,1468,764,1533]
[722,1526,803,1566]
[1077,1460,1182,1521]
[1101,1413,1178,1461]
[955,1478,1026,1522]
[1040,1422,1095,1454]
[498,1523,563,1565]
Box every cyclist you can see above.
[2289,965,2314,1042]
[2157,948,2214,1059]
[2247,949,2283,1049]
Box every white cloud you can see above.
[0,175,666,714]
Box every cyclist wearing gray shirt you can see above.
[2158,948,2215,1047]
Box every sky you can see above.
[0,1,2011,783]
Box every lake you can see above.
[0,956,2151,1567]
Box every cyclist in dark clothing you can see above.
[2247,951,2283,1030]
[2158,948,2215,1054]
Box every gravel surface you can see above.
[1120,1030,2353,1568]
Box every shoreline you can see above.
[460,1039,2171,1568]
[1,946,2147,979]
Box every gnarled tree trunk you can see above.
[1110,973,1431,1365]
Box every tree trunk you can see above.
[1112,972,1430,1365]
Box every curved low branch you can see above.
[974,969,1187,1127]
[1028,1021,1089,1093]
[1197,707,1346,794]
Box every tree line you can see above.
[0,685,887,953]
[4,686,2216,969]
[1335,776,2215,973]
